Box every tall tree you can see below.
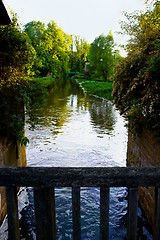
[44,21,71,78]
[24,21,46,76]
[88,32,116,81]
[24,20,71,78]
[69,35,90,72]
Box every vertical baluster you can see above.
[34,187,56,240]
[154,187,160,240]
[6,186,20,240]
[127,188,138,240]
[100,187,109,240]
[72,187,81,240]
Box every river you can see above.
[0,79,152,239]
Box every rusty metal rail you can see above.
[0,166,160,240]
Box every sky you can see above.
[6,0,146,53]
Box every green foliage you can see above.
[88,32,122,81]
[0,77,27,139]
[81,81,113,100]
[24,20,71,78]
[17,132,29,146]
[23,21,46,76]
[29,77,55,88]
[73,73,113,100]
[0,15,90,143]
[69,35,90,72]
[0,14,35,143]
[72,73,89,82]
[0,14,36,80]
[113,0,160,135]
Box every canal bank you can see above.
[0,138,26,224]
[127,129,160,231]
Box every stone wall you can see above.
[0,138,26,224]
[127,129,160,229]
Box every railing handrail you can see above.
[0,166,160,187]
[1,166,160,240]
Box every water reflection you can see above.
[22,78,130,239]
[25,79,127,168]
[27,79,74,133]
[0,79,152,239]
[27,79,116,140]
[89,99,116,136]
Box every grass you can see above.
[29,77,55,88]
[73,74,113,100]
[30,75,114,100]
[81,81,113,100]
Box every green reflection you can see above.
[26,79,116,137]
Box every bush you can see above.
[112,0,160,135]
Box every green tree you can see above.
[24,20,71,78]
[0,14,35,142]
[88,32,116,81]
[0,15,36,80]
[24,21,46,48]
[69,35,90,72]
[24,21,46,75]
[112,0,160,135]
[44,21,71,78]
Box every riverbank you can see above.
[29,75,113,101]
[72,73,113,101]
[29,76,55,88]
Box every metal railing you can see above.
[0,166,160,240]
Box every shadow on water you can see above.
[0,79,153,239]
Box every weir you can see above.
[0,166,160,240]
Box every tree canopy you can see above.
[24,20,72,78]
[88,32,122,81]
[24,21,90,78]
[69,35,90,72]
[0,15,90,142]
[112,0,160,135]
[0,15,36,81]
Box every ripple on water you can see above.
[0,80,152,239]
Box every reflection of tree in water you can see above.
[27,79,116,138]
[26,79,85,138]
[27,79,72,133]
[70,92,90,112]
[89,99,116,136]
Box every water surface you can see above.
[0,79,152,239]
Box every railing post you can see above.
[127,188,138,240]
[72,187,81,240]
[154,187,160,240]
[6,187,20,240]
[34,187,56,240]
[100,187,109,240]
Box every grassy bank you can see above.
[29,77,55,88]
[30,75,113,100]
[73,74,113,100]
[81,81,113,100]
